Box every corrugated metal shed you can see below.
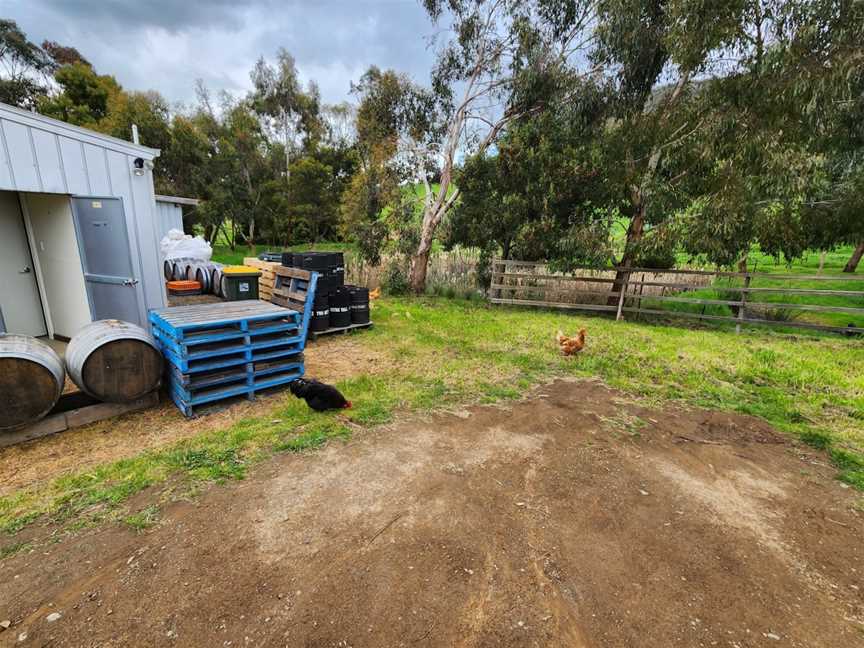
[0,102,166,324]
[154,194,199,240]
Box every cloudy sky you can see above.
[6,0,438,109]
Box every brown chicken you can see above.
[556,328,586,355]
[369,287,381,300]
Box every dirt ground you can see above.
[2,379,862,647]
[0,337,385,496]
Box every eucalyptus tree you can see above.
[405,0,596,293]
[250,49,322,180]
[0,19,53,108]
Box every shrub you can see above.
[382,260,410,295]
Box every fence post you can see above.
[616,270,630,321]
[736,273,751,334]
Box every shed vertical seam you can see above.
[0,119,17,188]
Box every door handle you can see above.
[19,266,31,274]
[122,278,139,287]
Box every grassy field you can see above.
[211,241,356,266]
[2,297,863,541]
[638,246,864,330]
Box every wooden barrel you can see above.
[66,320,163,403]
[0,334,65,431]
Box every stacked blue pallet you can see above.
[149,296,314,417]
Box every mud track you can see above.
[1,380,862,647]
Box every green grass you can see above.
[630,244,864,332]
[2,297,863,543]
[0,541,32,560]
[123,505,160,532]
[211,241,356,266]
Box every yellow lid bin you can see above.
[220,266,262,301]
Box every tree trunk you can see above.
[843,241,864,273]
[409,217,436,294]
[247,218,256,252]
[607,205,645,306]
[818,250,826,274]
[408,183,458,294]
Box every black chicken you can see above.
[289,378,352,411]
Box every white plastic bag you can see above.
[160,229,212,262]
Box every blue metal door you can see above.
[71,197,142,325]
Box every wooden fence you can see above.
[490,259,864,336]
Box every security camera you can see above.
[133,157,154,176]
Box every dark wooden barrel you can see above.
[66,320,163,403]
[348,286,370,324]
[0,334,65,431]
[311,293,330,332]
[328,286,351,328]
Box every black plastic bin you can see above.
[310,292,330,332]
[328,286,351,328]
[348,285,370,324]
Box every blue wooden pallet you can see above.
[167,353,304,388]
[150,302,300,340]
[167,368,304,417]
[152,328,305,372]
[150,278,319,417]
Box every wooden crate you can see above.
[244,257,280,300]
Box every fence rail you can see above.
[489,259,864,336]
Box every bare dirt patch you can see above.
[1,380,862,647]
[0,336,386,496]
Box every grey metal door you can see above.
[71,197,142,325]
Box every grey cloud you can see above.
[6,0,437,107]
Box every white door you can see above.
[0,192,47,336]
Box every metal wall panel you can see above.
[155,200,183,239]
[58,137,89,194]
[31,129,66,193]
[2,120,40,190]
[128,159,168,313]
[82,143,111,194]
[0,121,15,188]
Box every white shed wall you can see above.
[0,103,166,324]
[155,200,184,240]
